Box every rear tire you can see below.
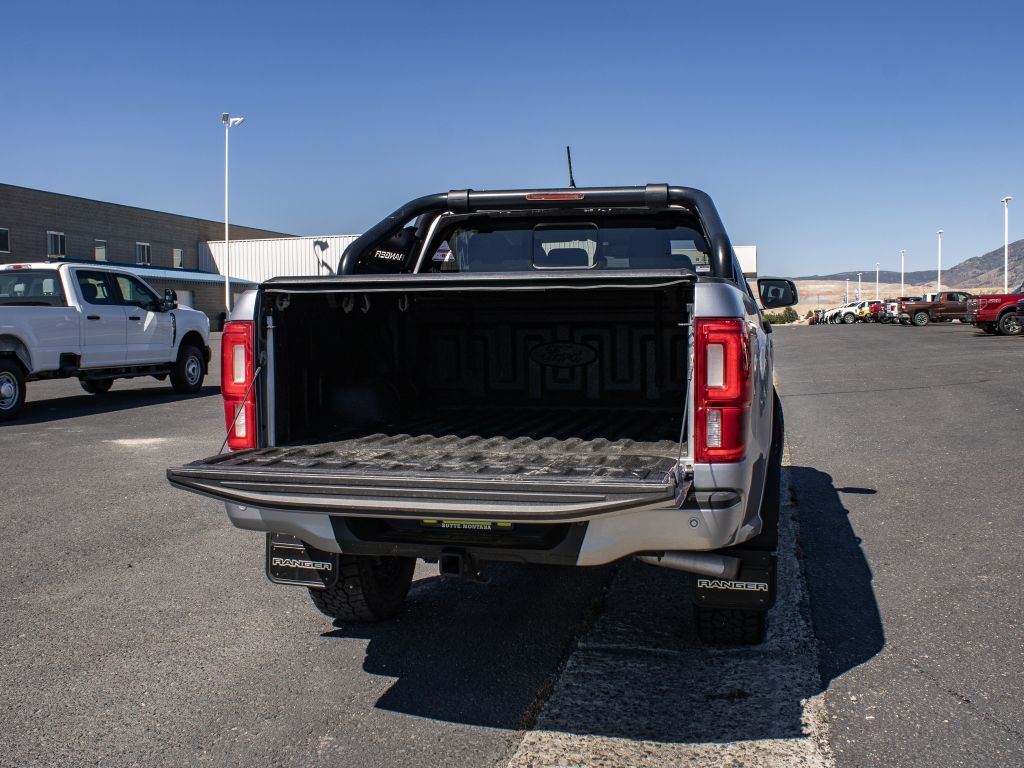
[997,311,1022,336]
[170,344,205,394]
[0,358,26,421]
[912,311,929,327]
[694,606,767,646]
[308,555,415,622]
[80,379,113,395]
[842,312,855,324]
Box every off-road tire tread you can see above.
[308,555,415,623]
[694,606,767,646]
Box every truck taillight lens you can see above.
[221,320,256,451]
[694,318,752,463]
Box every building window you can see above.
[135,242,151,265]
[0,228,9,253]
[94,240,107,261]
[47,231,66,257]
[172,247,184,269]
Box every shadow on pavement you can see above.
[4,385,219,425]
[320,465,884,742]
[322,564,614,729]
[792,465,887,685]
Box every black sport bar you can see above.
[338,184,734,279]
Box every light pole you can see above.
[900,249,905,296]
[1002,196,1013,293]
[856,272,862,300]
[936,229,943,296]
[845,278,849,304]
[875,262,880,299]
[222,112,246,314]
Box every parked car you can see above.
[965,294,1023,336]
[0,262,210,420]
[167,183,798,646]
[901,291,975,326]
[856,300,883,322]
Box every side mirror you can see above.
[757,278,798,309]
[162,288,178,311]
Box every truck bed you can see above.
[167,407,685,521]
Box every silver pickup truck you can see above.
[167,184,797,645]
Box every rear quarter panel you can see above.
[692,280,772,541]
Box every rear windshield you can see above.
[0,270,67,306]
[429,218,711,274]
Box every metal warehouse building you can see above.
[200,235,358,283]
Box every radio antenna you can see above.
[566,145,577,188]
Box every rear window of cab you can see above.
[0,269,67,307]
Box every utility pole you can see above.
[845,278,849,304]
[1002,196,1013,293]
[222,112,246,314]
[900,249,905,295]
[857,272,863,301]
[875,262,880,299]
[936,229,943,295]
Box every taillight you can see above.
[221,320,256,451]
[694,318,752,463]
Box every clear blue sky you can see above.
[4,0,1022,277]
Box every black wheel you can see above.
[694,606,767,646]
[912,311,929,327]
[842,312,855,324]
[80,379,113,395]
[170,344,205,394]
[997,312,1022,336]
[0,358,26,421]
[308,554,415,622]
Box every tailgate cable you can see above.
[671,321,695,507]
[219,365,263,455]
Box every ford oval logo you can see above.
[529,342,597,368]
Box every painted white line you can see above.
[105,438,169,447]
[507,457,833,768]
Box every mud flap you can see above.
[266,532,339,589]
[691,550,775,611]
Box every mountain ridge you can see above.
[798,239,1024,292]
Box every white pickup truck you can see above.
[0,262,210,420]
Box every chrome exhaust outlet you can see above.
[635,551,741,580]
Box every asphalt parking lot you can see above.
[1,324,1021,767]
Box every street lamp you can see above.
[857,272,862,300]
[900,249,905,296]
[845,278,849,304]
[1002,196,1013,293]
[222,112,246,315]
[936,229,943,295]
[875,262,880,299]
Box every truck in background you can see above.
[0,262,210,420]
[965,294,1023,335]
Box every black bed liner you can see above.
[167,407,687,521]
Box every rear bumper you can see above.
[220,488,748,566]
